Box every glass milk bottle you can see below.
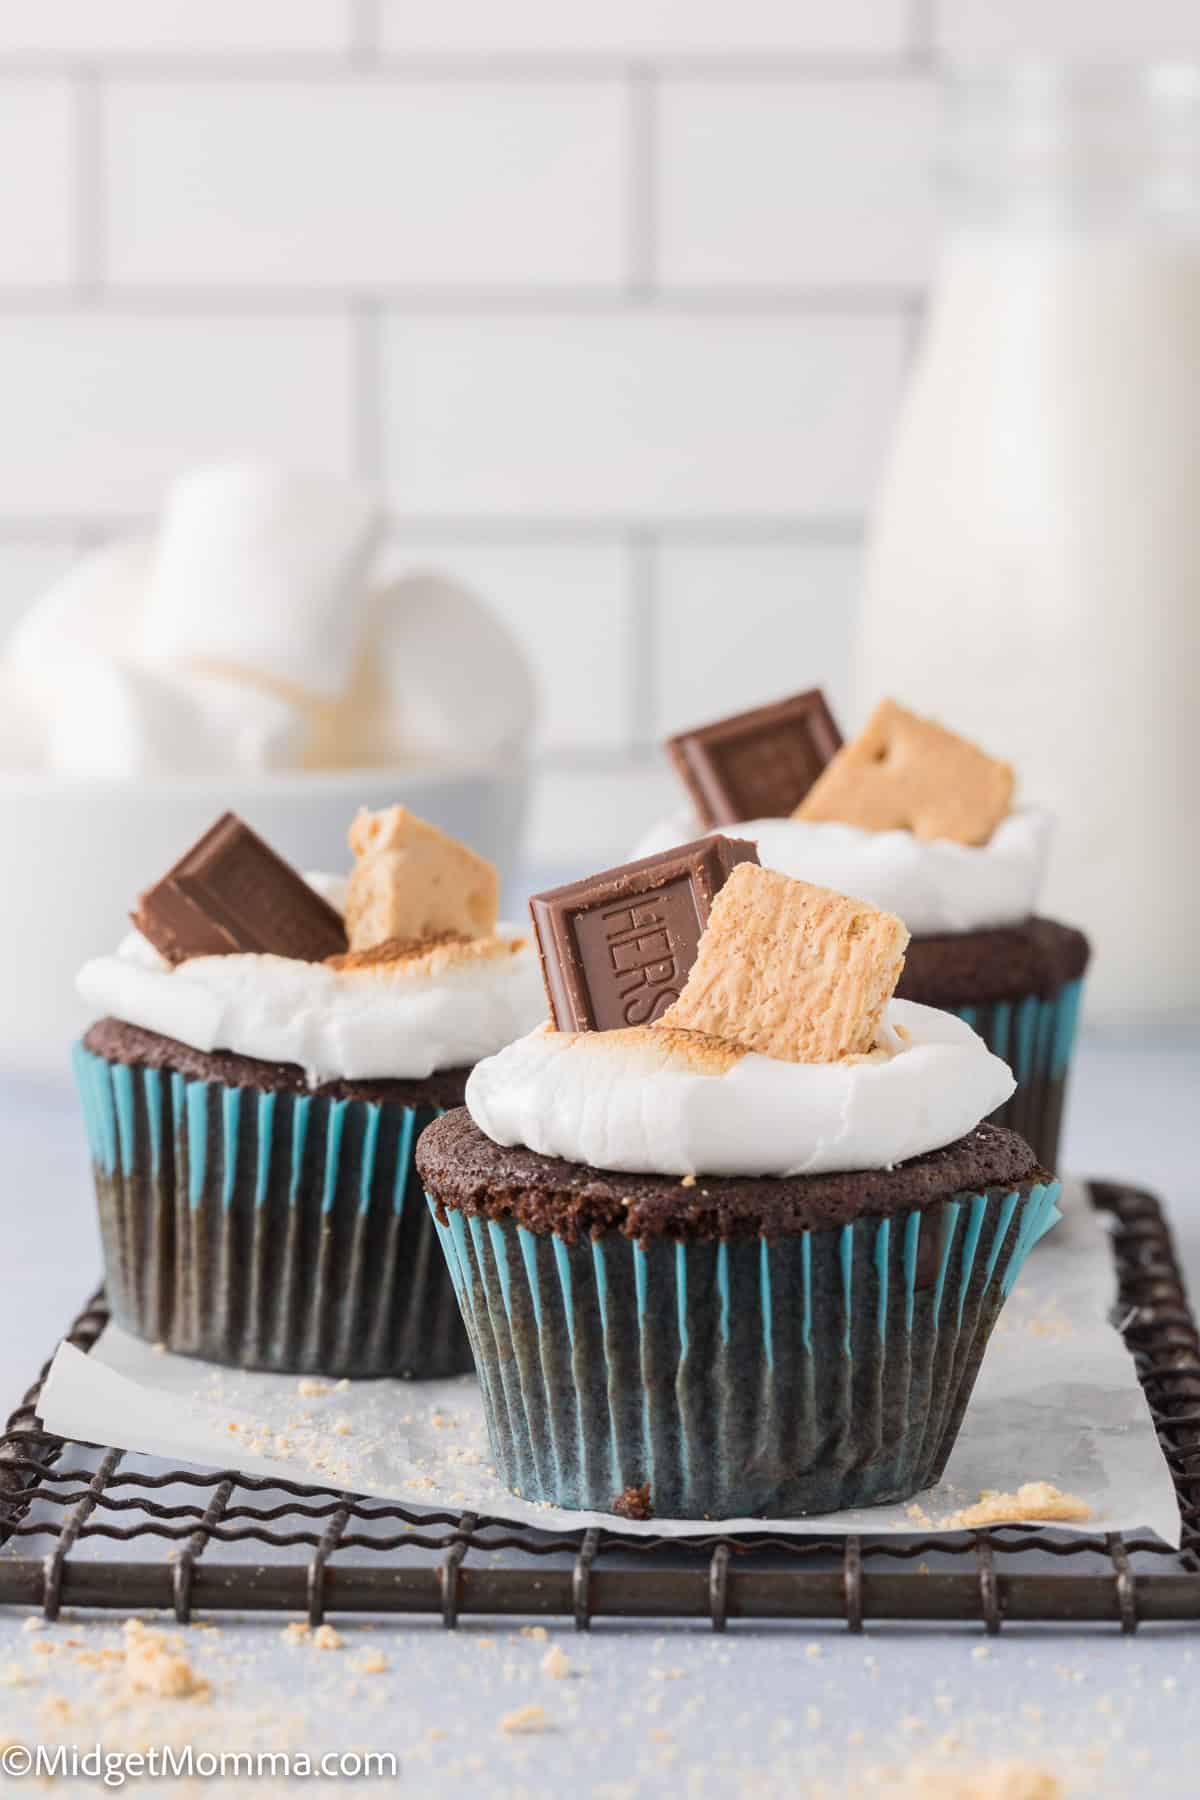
[856,65,1200,1017]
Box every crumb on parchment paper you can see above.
[499,1703,552,1734]
[943,1484,1091,1531]
[831,1761,1064,1799]
[350,1650,388,1676]
[122,1620,207,1701]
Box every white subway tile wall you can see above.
[0,315,357,517]
[0,81,75,286]
[381,314,908,520]
[0,1,1193,867]
[658,78,939,289]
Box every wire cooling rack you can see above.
[0,1180,1197,1635]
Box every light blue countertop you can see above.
[0,1024,1197,1797]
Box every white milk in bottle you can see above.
[857,65,1200,1016]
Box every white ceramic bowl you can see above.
[0,761,529,1078]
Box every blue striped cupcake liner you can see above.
[427,1180,1061,1518]
[949,978,1083,1168]
[75,1043,472,1378]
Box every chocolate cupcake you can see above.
[74,806,545,1377]
[419,851,1060,1519]
[638,692,1089,1168]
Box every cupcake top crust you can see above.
[460,849,1019,1183]
[637,692,1061,940]
[417,1110,1041,1243]
[77,805,545,1084]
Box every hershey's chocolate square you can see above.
[666,689,842,828]
[134,812,347,965]
[529,835,759,1033]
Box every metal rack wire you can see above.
[1,1180,1197,1633]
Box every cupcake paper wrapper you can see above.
[427,1181,1061,1519]
[75,1045,472,1379]
[950,977,1083,1170]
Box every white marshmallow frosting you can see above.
[632,808,1053,938]
[77,876,547,1084]
[466,1002,1016,1179]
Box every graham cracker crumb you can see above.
[870,1761,1063,1798]
[351,1650,388,1676]
[122,1620,207,1700]
[944,1482,1091,1530]
[519,1625,548,1642]
[499,1703,551,1735]
[296,1378,329,1398]
[795,697,1014,847]
[658,865,908,1064]
[541,1645,571,1680]
[680,1173,697,1188]
[312,1624,343,1650]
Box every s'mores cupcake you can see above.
[74,806,545,1377]
[637,692,1088,1169]
[418,843,1060,1520]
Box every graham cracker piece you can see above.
[793,699,1014,846]
[344,806,498,951]
[657,864,908,1064]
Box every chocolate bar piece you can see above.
[134,812,347,965]
[529,835,759,1033]
[666,689,842,828]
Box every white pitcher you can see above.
[857,64,1200,1018]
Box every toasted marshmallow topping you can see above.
[466,1001,1015,1178]
[77,873,546,1083]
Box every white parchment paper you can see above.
[38,1182,1180,1543]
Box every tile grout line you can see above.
[0,288,926,317]
[627,529,659,751]
[0,52,931,82]
[907,0,940,61]
[72,65,103,297]
[0,516,867,546]
[626,63,658,299]
[350,0,382,65]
